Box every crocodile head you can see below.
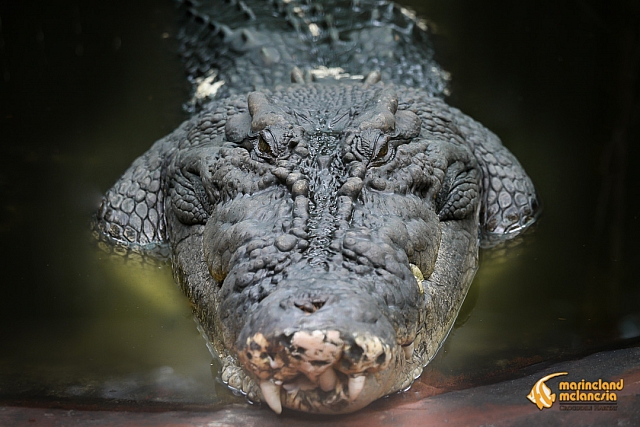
[99,80,538,414]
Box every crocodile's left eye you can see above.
[371,139,389,163]
[351,129,395,166]
[369,134,392,166]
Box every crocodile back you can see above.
[177,0,448,108]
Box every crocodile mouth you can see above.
[236,329,414,413]
[223,267,423,414]
[214,263,427,413]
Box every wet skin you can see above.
[95,0,539,415]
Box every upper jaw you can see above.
[228,275,420,413]
[240,329,410,414]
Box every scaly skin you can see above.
[95,0,539,415]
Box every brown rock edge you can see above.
[2,346,639,427]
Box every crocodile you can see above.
[94,0,539,415]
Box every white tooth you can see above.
[348,375,366,402]
[260,380,283,414]
[269,356,280,369]
[318,367,338,392]
[282,382,299,393]
[403,342,414,360]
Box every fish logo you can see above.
[527,372,568,410]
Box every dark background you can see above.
[0,0,638,409]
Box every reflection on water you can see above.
[0,0,638,413]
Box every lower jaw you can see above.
[217,339,426,414]
[263,371,389,414]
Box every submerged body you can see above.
[95,0,539,414]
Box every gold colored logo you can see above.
[527,372,568,410]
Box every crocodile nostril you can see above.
[347,343,364,360]
[294,299,326,314]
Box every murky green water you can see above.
[0,0,638,412]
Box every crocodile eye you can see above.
[372,141,389,162]
[257,134,274,157]
[369,134,392,165]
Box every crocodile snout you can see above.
[234,277,402,413]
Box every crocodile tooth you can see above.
[282,382,299,393]
[318,367,338,392]
[409,263,425,294]
[348,375,366,402]
[268,356,283,369]
[403,342,415,360]
[260,380,282,414]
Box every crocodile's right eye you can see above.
[252,125,298,162]
[253,130,279,161]
[257,133,274,157]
